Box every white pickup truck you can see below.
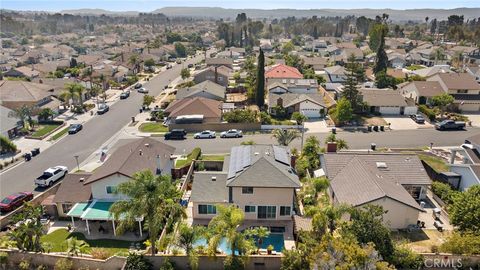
[34,166,68,187]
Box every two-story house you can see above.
[191,145,301,231]
[427,73,480,112]
[193,66,231,87]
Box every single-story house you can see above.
[268,93,327,118]
[165,97,222,123]
[0,105,21,138]
[206,58,233,69]
[360,89,417,115]
[0,80,59,112]
[399,81,445,105]
[323,65,346,83]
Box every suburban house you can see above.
[265,64,303,85]
[302,56,329,71]
[191,145,301,231]
[0,80,61,112]
[427,73,480,112]
[388,53,407,68]
[267,78,319,94]
[399,81,445,105]
[0,105,21,138]
[447,134,480,191]
[323,65,346,83]
[53,137,175,235]
[360,89,418,115]
[165,97,222,124]
[321,153,431,229]
[4,66,40,79]
[268,93,327,118]
[206,58,233,69]
[176,80,226,101]
[193,66,231,87]
[466,66,480,83]
[411,65,452,78]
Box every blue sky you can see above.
[2,0,479,12]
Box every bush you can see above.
[0,135,17,154]
[190,147,202,160]
[391,246,424,269]
[418,105,436,121]
[223,109,257,123]
[0,252,8,265]
[260,111,272,124]
[440,232,480,255]
[90,247,110,260]
[431,181,458,204]
[159,258,175,270]
[124,253,152,270]
[54,258,73,270]
[19,259,30,270]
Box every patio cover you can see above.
[80,200,115,221]
[67,202,91,218]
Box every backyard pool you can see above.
[194,233,285,254]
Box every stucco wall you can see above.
[450,165,480,191]
[367,197,419,229]
[90,173,130,200]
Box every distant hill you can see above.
[60,8,139,16]
[152,7,480,21]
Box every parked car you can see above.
[120,90,130,99]
[220,129,243,138]
[194,130,216,139]
[164,129,187,140]
[166,65,172,69]
[68,124,83,134]
[137,87,149,94]
[188,64,194,68]
[0,192,34,213]
[34,166,68,187]
[410,114,425,124]
[134,83,142,89]
[97,104,109,114]
[435,120,466,130]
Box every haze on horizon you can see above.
[3,0,480,12]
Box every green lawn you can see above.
[138,122,168,133]
[49,127,69,141]
[31,124,62,138]
[200,155,225,161]
[418,154,450,172]
[41,229,143,256]
[271,119,296,125]
[406,65,424,71]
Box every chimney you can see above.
[326,142,338,153]
[214,66,218,84]
[156,154,162,175]
[211,176,217,181]
[139,149,143,155]
[144,143,150,148]
[79,177,85,182]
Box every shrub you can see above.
[124,253,152,270]
[241,140,255,145]
[190,147,202,160]
[431,181,458,204]
[36,265,47,270]
[223,109,257,123]
[440,232,480,255]
[19,259,30,270]
[0,135,17,154]
[0,252,8,265]
[54,258,73,270]
[159,258,175,270]
[391,245,424,269]
[260,111,272,124]
[418,105,436,121]
[90,247,110,260]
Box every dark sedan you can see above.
[68,124,83,134]
[0,192,34,213]
[120,90,130,99]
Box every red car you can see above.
[0,192,34,213]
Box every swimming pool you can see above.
[194,233,285,254]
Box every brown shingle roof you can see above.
[165,97,222,118]
[0,80,55,103]
[404,81,445,97]
[53,173,92,203]
[435,73,480,90]
[84,137,175,184]
[360,89,407,107]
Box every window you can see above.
[106,186,117,194]
[280,206,291,216]
[198,204,216,215]
[62,203,73,213]
[242,187,254,194]
[245,205,256,213]
[257,206,276,219]
[457,90,468,94]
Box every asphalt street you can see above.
[0,54,204,198]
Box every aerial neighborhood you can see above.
[0,4,480,270]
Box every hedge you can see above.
[418,105,436,121]
[0,135,17,154]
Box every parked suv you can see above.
[164,129,187,140]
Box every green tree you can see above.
[342,54,361,109]
[60,83,84,108]
[174,42,187,57]
[110,170,185,255]
[301,136,321,170]
[180,68,190,80]
[38,108,54,122]
[373,26,388,75]
[8,105,33,130]
[281,247,311,270]
[333,97,353,125]
[440,231,480,255]
[281,41,295,54]
[128,54,141,75]
[449,185,480,233]
[66,237,89,257]
[291,112,307,125]
[223,109,257,123]
[375,71,397,89]
[143,95,155,107]
[272,129,300,146]
[368,23,388,52]
[8,202,44,252]
[431,93,454,117]
[124,253,153,270]
[0,135,17,154]
[391,245,424,269]
[324,132,349,150]
[144,58,155,70]
[176,223,205,270]
[255,48,265,108]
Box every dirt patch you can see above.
[392,229,451,253]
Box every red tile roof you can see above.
[265,64,303,79]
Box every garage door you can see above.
[300,109,321,118]
[379,107,401,115]
[459,103,480,112]
[404,106,418,115]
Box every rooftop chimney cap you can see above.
[211,176,217,181]
[79,177,85,182]
[145,143,150,147]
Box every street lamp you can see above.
[74,155,80,171]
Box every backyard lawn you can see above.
[31,123,62,138]
[138,122,168,133]
[418,154,450,172]
[41,229,143,256]
[200,154,225,161]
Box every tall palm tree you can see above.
[247,226,270,253]
[110,170,185,256]
[66,237,89,257]
[128,54,140,75]
[61,83,81,108]
[451,51,464,70]
[311,204,351,237]
[8,105,33,130]
[176,223,205,270]
[272,129,300,146]
[207,205,256,258]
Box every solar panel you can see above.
[227,146,252,179]
[273,146,290,165]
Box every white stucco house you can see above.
[360,89,417,115]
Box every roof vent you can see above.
[139,149,143,155]
[376,162,388,169]
[254,152,259,156]
[144,143,150,147]
[79,177,85,182]
[211,176,217,181]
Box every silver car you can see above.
[194,130,216,139]
[137,87,149,93]
[220,129,243,138]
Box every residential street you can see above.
[0,54,204,198]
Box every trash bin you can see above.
[373,126,378,132]
[24,153,32,161]
[332,127,336,134]
[367,126,372,132]
[371,143,376,151]
[380,125,385,132]
[139,108,143,113]
[31,148,40,156]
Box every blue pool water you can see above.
[194,233,284,254]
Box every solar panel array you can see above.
[273,145,290,165]
[227,146,252,179]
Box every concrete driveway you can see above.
[463,113,480,127]
[383,116,433,130]
[304,119,330,133]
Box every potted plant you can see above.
[267,245,274,255]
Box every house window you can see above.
[280,206,291,216]
[242,187,254,194]
[62,203,73,213]
[198,204,216,215]
[257,206,276,219]
[245,205,256,213]
[106,186,117,194]
[457,90,468,94]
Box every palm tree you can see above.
[176,223,205,270]
[311,204,351,236]
[61,83,81,108]
[7,202,44,252]
[272,129,300,146]
[66,237,89,257]
[249,226,270,252]
[207,205,256,258]
[451,51,464,70]
[128,54,140,75]
[324,133,349,150]
[110,170,185,256]
[8,105,33,130]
